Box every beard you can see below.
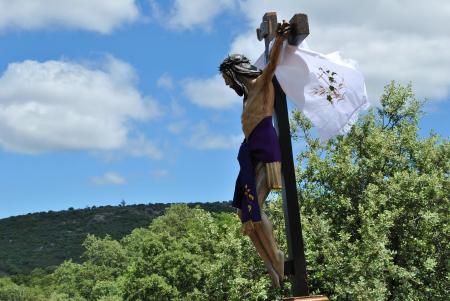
[230,82,244,97]
[232,85,244,96]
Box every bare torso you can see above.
[241,76,275,139]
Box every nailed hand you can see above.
[277,20,290,38]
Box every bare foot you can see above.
[263,260,281,288]
[274,250,284,282]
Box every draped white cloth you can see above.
[255,41,370,142]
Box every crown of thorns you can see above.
[219,54,252,72]
[219,54,262,82]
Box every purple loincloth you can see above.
[232,116,281,223]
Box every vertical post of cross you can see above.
[257,12,310,297]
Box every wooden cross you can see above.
[257,12,313,298]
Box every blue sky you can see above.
[0,0,449,219]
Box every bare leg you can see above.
[238,209,280,287]
[260,212,284,278]
[238,162,284,287]
[253,163,285,282]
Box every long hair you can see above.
[219,54,262,98]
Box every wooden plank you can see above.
[273,77,309,296]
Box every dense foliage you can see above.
[0,202,232,275]
[1,205,289,301]
[0,83,448,300]
[292,82,449,300]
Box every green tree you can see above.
[0,276,46,301]
[6,81,447,301]
[51,235,127,300]
[122,205,287,301]
[81,234,129,278]
[91,280,121,300]
[51,260,87,300]
[43,205,285,300]
[290,82,449,300]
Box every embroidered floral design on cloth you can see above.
[312,67,345,104]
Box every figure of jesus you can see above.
[219,22,290,287]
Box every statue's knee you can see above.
[262,214,273,229]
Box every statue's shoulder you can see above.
[252,74,267,89]
[252,73,274,93]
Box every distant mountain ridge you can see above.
[0,202,233,275]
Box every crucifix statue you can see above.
[220,12,311,293]
[221,10,368,300]
[220,20,291,289]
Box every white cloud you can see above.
[229,30,265,62]
[91,172,126,185]
[236,0,450,102]
[151,169,169,178]
[168,121,189,134]
[238,0,304,26]
[311,26,450,102]
[0,0,139,33]
[187,122,242,150]
[183,74,241,109]
[151,0,235,30]
[126,136,164,160]
[167,0,450,102]
[0,57,161,154]
[166,99,189,134]
[157,73,175,90]
[169,100,186,118]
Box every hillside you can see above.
[0,202,233,275]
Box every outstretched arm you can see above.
[260,21,290,84]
